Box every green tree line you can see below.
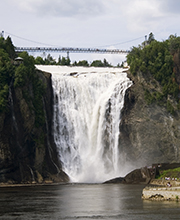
[0,37,46,127]
[34,55,113,67]
[127,33,180,112]
[0,36,15,112]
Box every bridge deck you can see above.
[15,47,129,54]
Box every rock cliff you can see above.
[0,69,69,184]
[119,69,180,168]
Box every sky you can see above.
[1,0,180,65]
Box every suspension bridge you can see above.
[15,46,130,56]
[1,31,145,57]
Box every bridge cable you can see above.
[5,31,144,49]
[5,31,58,47]
[97,36,145,48]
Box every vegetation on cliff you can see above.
[127,33,180,113]
[157,167,180,179]
[0,36,69,184]
[0,37,46,127]
[0,37,15,112]
[14,51,46,127]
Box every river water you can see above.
[0,184,180,220]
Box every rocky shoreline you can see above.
[142,185,180,201]
[141,164,180,201]
[142,178,180,201]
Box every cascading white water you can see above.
[37,65,132,183]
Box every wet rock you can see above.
[104,166,155,184]
[104,177,125,184]
[119,70,180,168]
[0,70,69,184]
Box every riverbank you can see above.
[0,183,55,188]
[142,179,180,201]
[142,185,180,201]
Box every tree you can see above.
[57,56,61,65]
[18,51,35,70]
[169,35,180,55]
[148,32,155,44]
[35,56,45,65]
[127,35,179,105]
[103,59,111,67]
[60,56,71,66]
[76,60,89,66]
[5,36,16,59]
[14,64,28,87]
[91,60,104,67]
[0,45,15,112]
[44,54,56,65]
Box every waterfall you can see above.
[37,66,132,183]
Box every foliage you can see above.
[144,90,165,105]
[59,56,71,66]
[35,54,71,65]
[147,32,155,44]
[14,52,46,127]
[0,46,15,112]
[169,35,180,55]
[4,36,16,59]
[14,64,28,87]
[34,54,114,67]
[18,51,35,70]
[103,59,112,67]
[91,59,112,67]
[44,54,57,65]
[127,33,180,111]
[14,52,35,88]
[35,56,45,65]
[0,36,16,59]
[72,60,89,66]
[0,36,46,127]
[157,167,180,179]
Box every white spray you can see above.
[37,66,132,183]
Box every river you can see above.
[0,184,180,219]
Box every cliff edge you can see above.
[119,69,180,167]
[0,62,69,184]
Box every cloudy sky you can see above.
[1,0,180,65]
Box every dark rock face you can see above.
[104,166,155,184]
[124,166,153,184]
[103,177,125,184]
[0,70,69,184]
[119,70,180,168]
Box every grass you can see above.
[157,167,180,179]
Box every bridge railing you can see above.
[15,47,130,54]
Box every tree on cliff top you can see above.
[169,35,180,55]
[0,36,16,59]
[127,34,180,111]
[147,32,155,44]
[0,41,15,112]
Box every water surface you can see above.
[0,184,180,219]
